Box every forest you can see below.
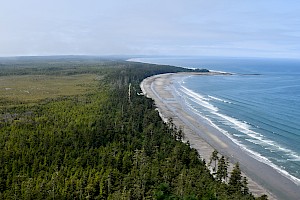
[0,56,267,199]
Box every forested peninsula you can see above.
[0,57,267,199]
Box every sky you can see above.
[1,0,300,58]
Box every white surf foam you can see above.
[210,114,300,186]
[208,95,232,104]
[179,86,218,112]
[213,112,300,163]
[176,83,300,186]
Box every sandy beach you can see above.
[141,72,300,200]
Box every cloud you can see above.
[0,0,300,58]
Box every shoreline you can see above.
[141,72,300,200]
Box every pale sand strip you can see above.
[141,73,299,200]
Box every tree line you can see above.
[0,57,267,199]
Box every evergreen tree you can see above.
[0,58,265,199]
[209,150,219,172]
[216,156,228,182]
[242,176,249,195]
[228,162,244,194]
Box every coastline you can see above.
[141,72,300,200]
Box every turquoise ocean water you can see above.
[134,57,300,185]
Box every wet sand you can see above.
[141,72,300,200]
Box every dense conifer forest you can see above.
[0,57,267,199]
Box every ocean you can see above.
[133,57,300,185]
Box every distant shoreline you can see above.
[141,72,300,200]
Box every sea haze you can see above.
[134,57,300,185]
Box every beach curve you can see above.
[141,72,300,200]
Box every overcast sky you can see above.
[1,0,300,58]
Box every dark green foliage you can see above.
[257,194,268,200]
[0,57,265,199]
[192,68,210,73]
[228,162,251,197]
[216,156,228,182]
[154,183,173,200]
[209,150,219,172]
